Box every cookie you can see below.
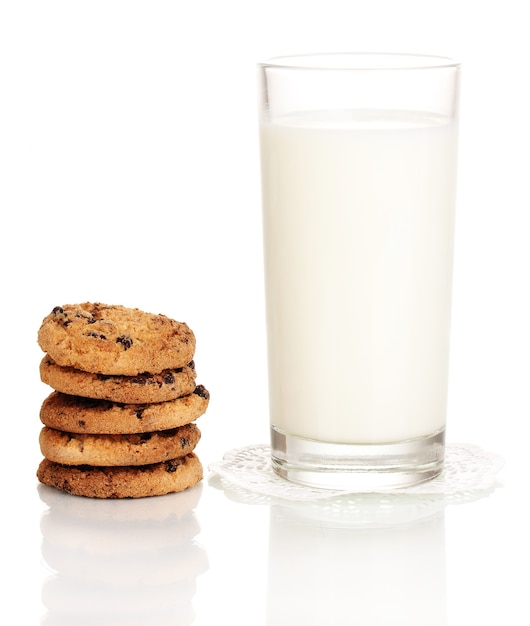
[38,303,196,376]
[40,356,197,404]
[39,423,201,466]
[40,386,210,434]
[37,453,203,498]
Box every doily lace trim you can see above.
[208,443,504,503]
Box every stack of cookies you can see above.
[36,302,209,498]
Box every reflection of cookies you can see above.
[41,538,209,586]
[40,356,197,404]
[37,482,203,522]
[40,386,210,434]
[39,424,201,466]
[41,576,198,622]
[40,507,201,553]
[38,303,196,375]
[37,453,203,498]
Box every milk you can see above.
[260,110,457,444]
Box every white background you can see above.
[1,1,529,624]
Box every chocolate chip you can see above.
[165,459,181,473]
[193,384,210,400]
[77,420,86,427]
[130,376,148,386]
[135,409,145,420]
[52,306,71,326]
[116,335,133,350]
[180,437,189,448]
[163,372,175,385]
[88,331,106,340]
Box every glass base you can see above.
[271,426,445,491]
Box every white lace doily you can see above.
[208,443,504,503]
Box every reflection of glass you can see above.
[38,484,208,626]
[266,494,447,626]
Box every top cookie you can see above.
[38,303,196,376]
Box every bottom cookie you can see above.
[37,453,203,499]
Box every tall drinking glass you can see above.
[258,53,460,490]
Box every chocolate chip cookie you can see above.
[37,453,203,498]
[39,356,197,404]
[39,423,200,466]
[38,303,196,376]
[40,386,210,434]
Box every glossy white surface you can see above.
[2,435,524,625]
[1,0,529,624]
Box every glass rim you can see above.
[258,52,460,71]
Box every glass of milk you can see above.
[258,53,460,490]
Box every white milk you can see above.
[260,110,457,444]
